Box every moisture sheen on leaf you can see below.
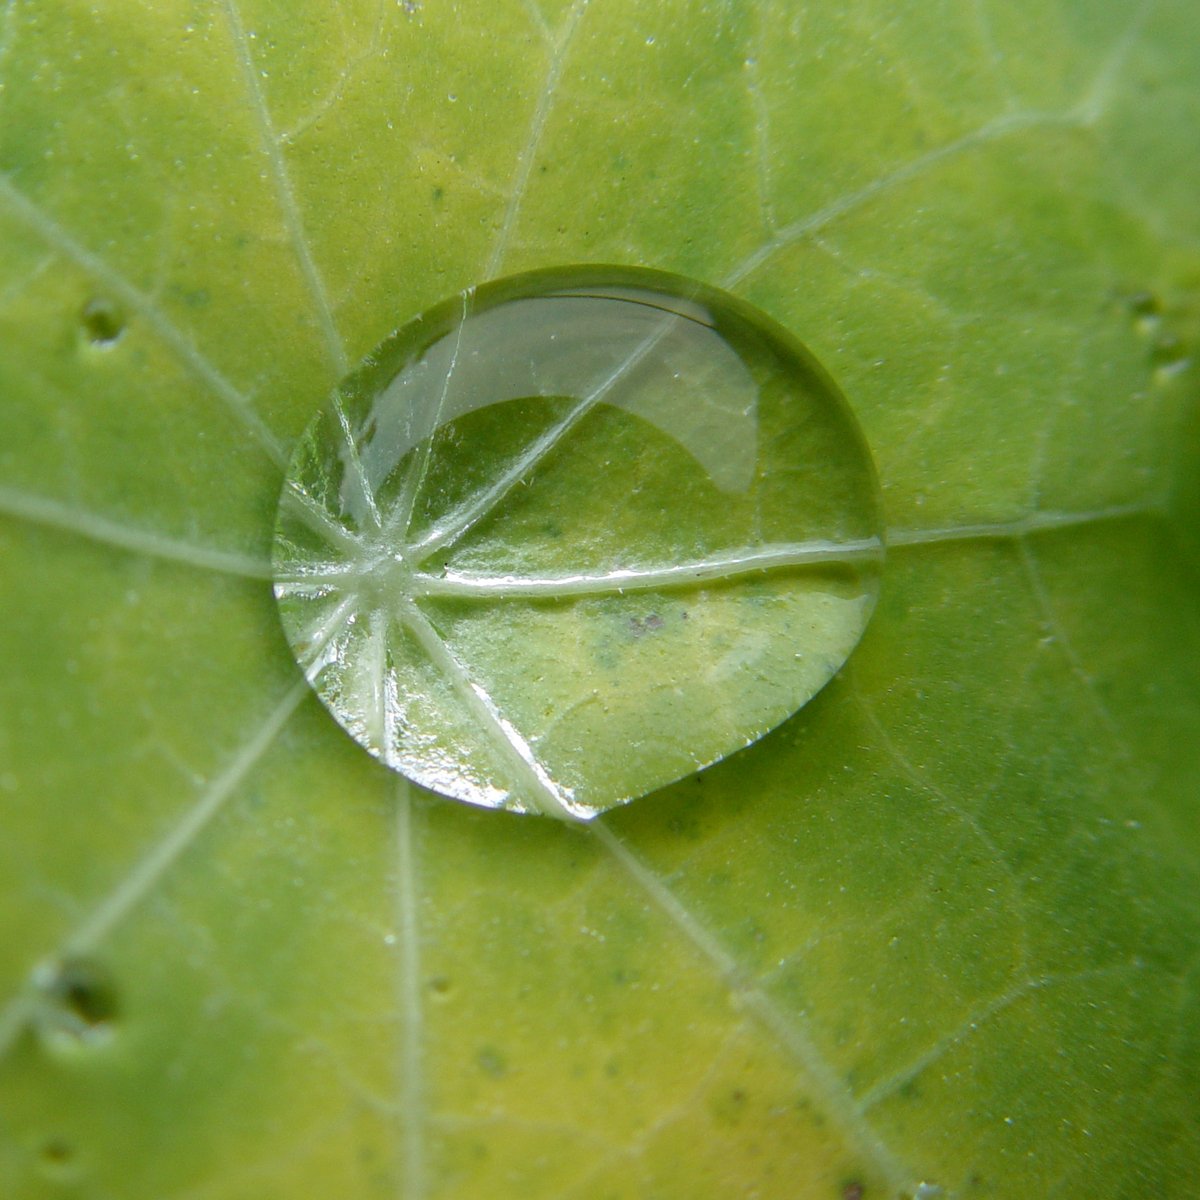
[272,266,883,818]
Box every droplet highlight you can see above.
[273,265,883,819]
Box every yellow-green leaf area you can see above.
[0,0,1197,1198]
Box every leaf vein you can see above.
[483,0,589,279]
[221,0,348,375]
[0,680,308,1062]
[0,485,274,579]
[0,173,287,468]
[590,821,917,1197]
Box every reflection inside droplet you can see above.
[273,265,884,819]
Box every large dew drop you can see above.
[273,266,883,819]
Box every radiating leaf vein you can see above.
[221,0,349,375]
[0,173,288,469]
[589,820,917,1196]
[0,485,274,580]
[483,0,590,280]
[0,680,308,1061]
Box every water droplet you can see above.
[273,265,883,819]
[79,297,125,347]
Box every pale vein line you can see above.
[0,485,274,580]
[969,0,1016,107]
[394,779,427,1200]
[364,607,389,752]
[333,394,383,529]
[519,0,553,46]
[63,680,307,954]
[281,481,366,554]
[589,821,915,1197]
[221,0,348,374]
[1075,0,1156,125]
[0,680,308,1061]
[414,539,883,601]
[408,316,672,561]
[398,601,578,819]
[851,681,1029,938]
[723,107,1083,288]
[859,959,1148,1113]
[275,506,1159,601]
[300,592,358,680]
[724,10,1149,290]
[483,0,589,280]
[887,503,1154,549]
[278,5,387,147]
[0,252,54,309]
[387,291,472,543]
[1018,539,1124,739]
[555,1027,748,1198]
[0,173,287,469]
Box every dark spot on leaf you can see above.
[80,297,125,347]
[644,612,663,630]
[40,1138,72,1166]
[841,1183,865,1200]
[476,1046,507,1078]
[428,975,452,996]
[37,1136,79,1181]
[711,1086,750,1125]
[432,185,444,202]
[37,957,118,1041]
[1124,288,1161,319]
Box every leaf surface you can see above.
[0,1,1197,1197]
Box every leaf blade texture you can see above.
[0,1,1197,1197]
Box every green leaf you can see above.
[0,1,1197,1198]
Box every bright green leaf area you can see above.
[0,0,1197,1197]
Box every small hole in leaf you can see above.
[34,957,118,1046]
[1125,289,1161,319]
[38,1137,77,1179]
[80,297,126,347]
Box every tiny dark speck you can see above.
[841,1183,865,1200]
[644,613,663,629]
